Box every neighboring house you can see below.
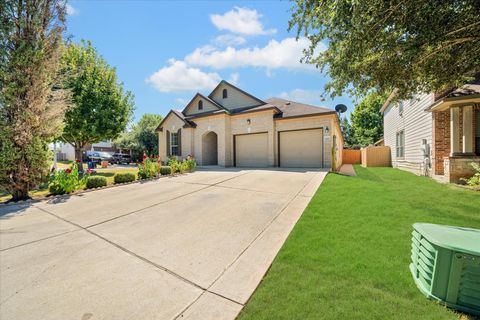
[52,140,120,161]
[380,78,480,182]
[156,80,343,169]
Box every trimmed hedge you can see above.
[86,176,107,189]
[114,172,136,184]
[160,166,172,175]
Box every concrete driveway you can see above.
[0,168,327,320]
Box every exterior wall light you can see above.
[247,119,251,125]
[325,126,329,134]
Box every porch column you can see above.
[450,107,461,155]
[462,105,473,154]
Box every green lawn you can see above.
[239,166,480,320]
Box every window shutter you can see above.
[166,130,171,157]
[177,129,182,156]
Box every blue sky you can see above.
[66,1,355,121]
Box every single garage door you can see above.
[235,133,269,167]
[279,129,323,167]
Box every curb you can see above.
[0,170,195,207]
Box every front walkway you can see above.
[0,168,327,320]
[339,164,357,176]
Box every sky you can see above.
[66,1,356,122]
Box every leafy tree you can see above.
[290,0,480,99]
[114,114,162,160]
[350,93,385,147]
[60,41,134,165]
[0,0,69,201]
[340,116,357,148]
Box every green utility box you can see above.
[410,223,480,315]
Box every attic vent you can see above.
[285,102,291,105]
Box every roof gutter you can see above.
[425,94,480,112]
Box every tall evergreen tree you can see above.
[0,0,69,201]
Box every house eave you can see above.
[274,111,337,120]
[425,94,480,112]
[380,90,398,113]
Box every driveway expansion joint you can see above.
[173,171,322,317]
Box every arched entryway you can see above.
[202,131,218,165]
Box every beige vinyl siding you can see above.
[383,93,433,175]
[210,84,261,110]
[184,96,221,116]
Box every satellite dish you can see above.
[335,104,347,114]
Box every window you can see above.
[396,130,405,158]
[222,88,228,99]
[198,100,203,110]
[398,101,404,115]
[170,132,179,156]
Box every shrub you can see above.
[49,162,89,195]
[160,166,172,175]
[138,158,158,179]
[168,158,181,173]
[184,156,196,171]
[461,162,480,187]
[167,157,196,174]
[114,172,136,184]
[86,176,107,189]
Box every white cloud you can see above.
[175,98,187,105]
[278,89,324,105]
[213,34,246,47]
[146,59,221,93]
[210,7,276,36]
[185,37,325,72]
[66,4,78,15]
[228,72,240,84]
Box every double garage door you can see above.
[234,129,323,168]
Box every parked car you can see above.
[110,153,132,164]
[85,151,113,164]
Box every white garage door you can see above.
[279,129,323,167]
[235,133,269,167]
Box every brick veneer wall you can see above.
[432,111,450,175]
[432,106,479,175]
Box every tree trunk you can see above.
[11,187,30,202]
[74,146,84,172]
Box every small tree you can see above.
[115,114,162,160]
[0,0,69,201]
[60,41,134,166]
[350,93,385,147]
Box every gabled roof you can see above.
[155,109,196,132]
[208,80,265,106]
[265,98,335,118]
[181,93,227,115]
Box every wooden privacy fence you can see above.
[342,149,361,164]
[361,146,391,167]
